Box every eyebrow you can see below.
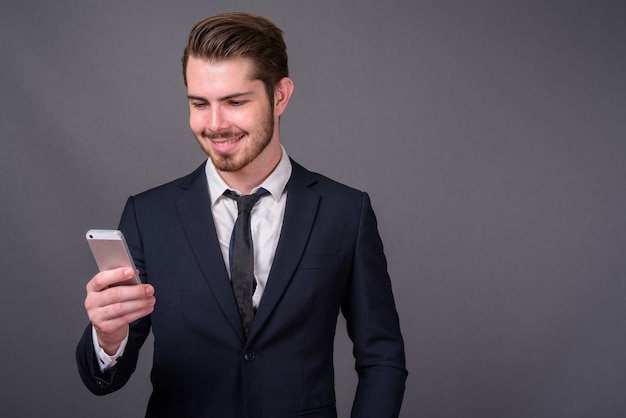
[187,91,253,102]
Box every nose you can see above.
[207,106,229,133]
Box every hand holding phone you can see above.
[86,229,141,286]
[84,230,155,356]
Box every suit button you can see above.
[244,351,255,361]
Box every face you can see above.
[186,56,276,173]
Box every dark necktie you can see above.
[224,188,267,337]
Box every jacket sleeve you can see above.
[343,192,408,417]
[75,317,151,395]
[75,196,152,395]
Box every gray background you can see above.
[1,1,625,417]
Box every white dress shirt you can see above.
[94,147,292,370]
[206,146,291,308]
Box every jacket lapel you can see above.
[249,161,319,340]
[176,163,245,339]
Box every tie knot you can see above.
[224,188,268,214]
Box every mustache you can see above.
[204,131,246,140]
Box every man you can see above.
[77,12,407,418]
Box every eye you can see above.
[191,102,207,109]
[229,100,247,107]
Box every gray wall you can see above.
[1,1,625,417]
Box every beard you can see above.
[202,108,275,173]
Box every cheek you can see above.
[188,113,204,135]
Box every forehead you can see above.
[186,56,259,94]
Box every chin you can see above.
[212,155,246,172]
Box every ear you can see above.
[273,77,294,117]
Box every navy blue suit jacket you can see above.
[77,160,407,417]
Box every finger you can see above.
[87,267,138,292]
[85,283,154,312]
[102,282,154,306]
[89,295,156,328]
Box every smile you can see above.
[219,135,244,145]
[209,134,245,152]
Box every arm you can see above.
[76,196,154,395]
[343,193,408,418]
[76,315,151,395]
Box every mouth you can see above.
[209,134,245,152]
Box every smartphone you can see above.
[86,229,141,286]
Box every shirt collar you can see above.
[205,145,292,207]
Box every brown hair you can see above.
[182,12,289,105]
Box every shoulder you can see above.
[131,162,207,201]
[290,159,365,201]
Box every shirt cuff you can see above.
[91,326,129,372]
